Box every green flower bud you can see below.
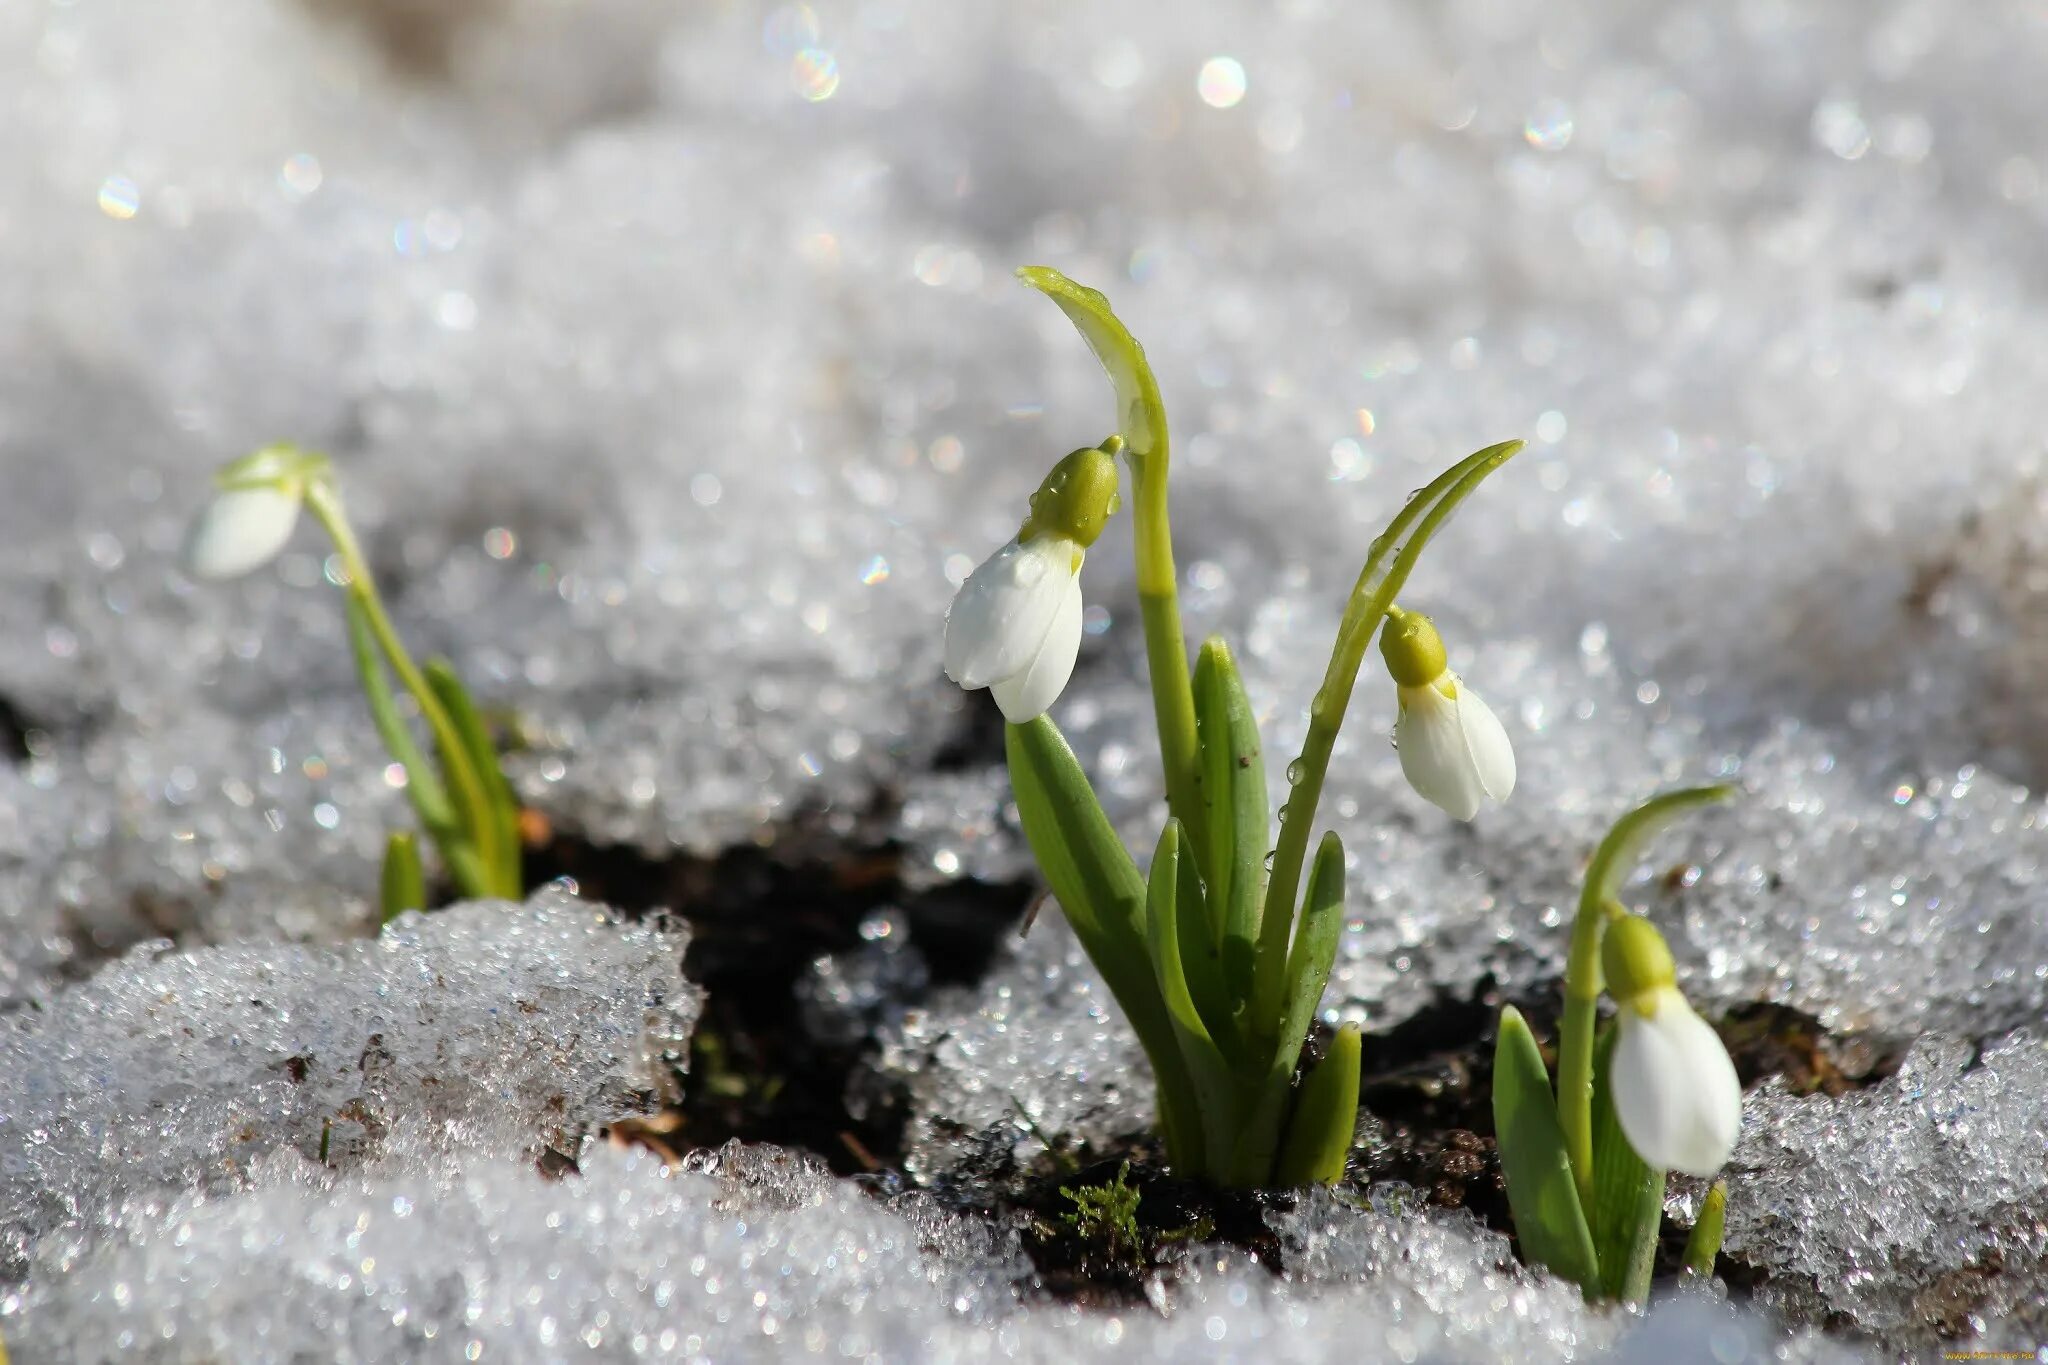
[1379,606,1448,689]
[1602,914,1679,1012]
[1020,440,1122,548]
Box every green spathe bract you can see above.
[196,450,526,910]
[1493,785,1737,1301]
[999,267,1521,1186]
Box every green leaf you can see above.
[1229,831,1347,1186]
[1015,266,1167,470]
[1274,1023,1361,1187]
[1005,717,1204,1172]
[1146,821,1247,1181]
[1273,832,1347,1074]
[343,593,456,837]
[379,831,427,925]
[1493,1006,1599,1292]
[1172,823,1240,1060]
[1682,1179,1728,1281]
[426,658,524,898]
[1192,637,1268,1011]
[1589,1022,1665,1302]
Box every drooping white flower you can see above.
[1379,608,1514,821]
[943,441,1120,724]
[1603,913,1742,1177]
[944,534,1085,723]
[185,485,304,581]
[184,445,326,581]
[1610,985,1743,1176]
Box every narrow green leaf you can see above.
[426,658,524,897]
[1274,832,1347,1078]
[1172,826,1240,1061]
[1193,637,1269,1010]
[1005,719,1144,946]
[379,831,426,925]
[1493,1006,1599,1292]
[1682,1180,1728,1281]
[1015,267,1166,470]
[1589,1023,1665,1302]
[1005,717,1205,1172]
[1274,1023,1361,1187]
[344,593,456,836]
[1229,831,1347,1185]
[1146,821,1247,1181]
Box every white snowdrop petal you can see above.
[942,537,1073,688]
[1455,684,1517,802]
[1612,989,1743,1177]
[989,572,1083,722]
[1395,683,1486,821]
[184,486,304,581]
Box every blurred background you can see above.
[3,0,2047,1034]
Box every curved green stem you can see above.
[1559,895,1626,1208]
[1132,450,1202,856]
[1254,441,1523,1024]
[305,481,506,899]
[1557,785,1735,1206]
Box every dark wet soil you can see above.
[524,811,1031,1179]
[523,814,1906,1308]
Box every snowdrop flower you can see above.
[184,445,328,581]
[1603,914,1742,1176]
[1378,607,1515,821]
[944,442,1120,723]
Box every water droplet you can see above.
[1285,759,1306,785]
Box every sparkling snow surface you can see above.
[3,0,2046,1358]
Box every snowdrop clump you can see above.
[186,447,525,918]
[1494,787,1743,1301]
[941,269,1743,1294]
[941,268,1525,1189]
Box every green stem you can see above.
[1127,438,1202,865]
[1011,270,1203,868]
[1560,896,1625,1209]
[305,481,504,899]
[1682,1179,1729,1279]
[1255,441,1523,1024]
